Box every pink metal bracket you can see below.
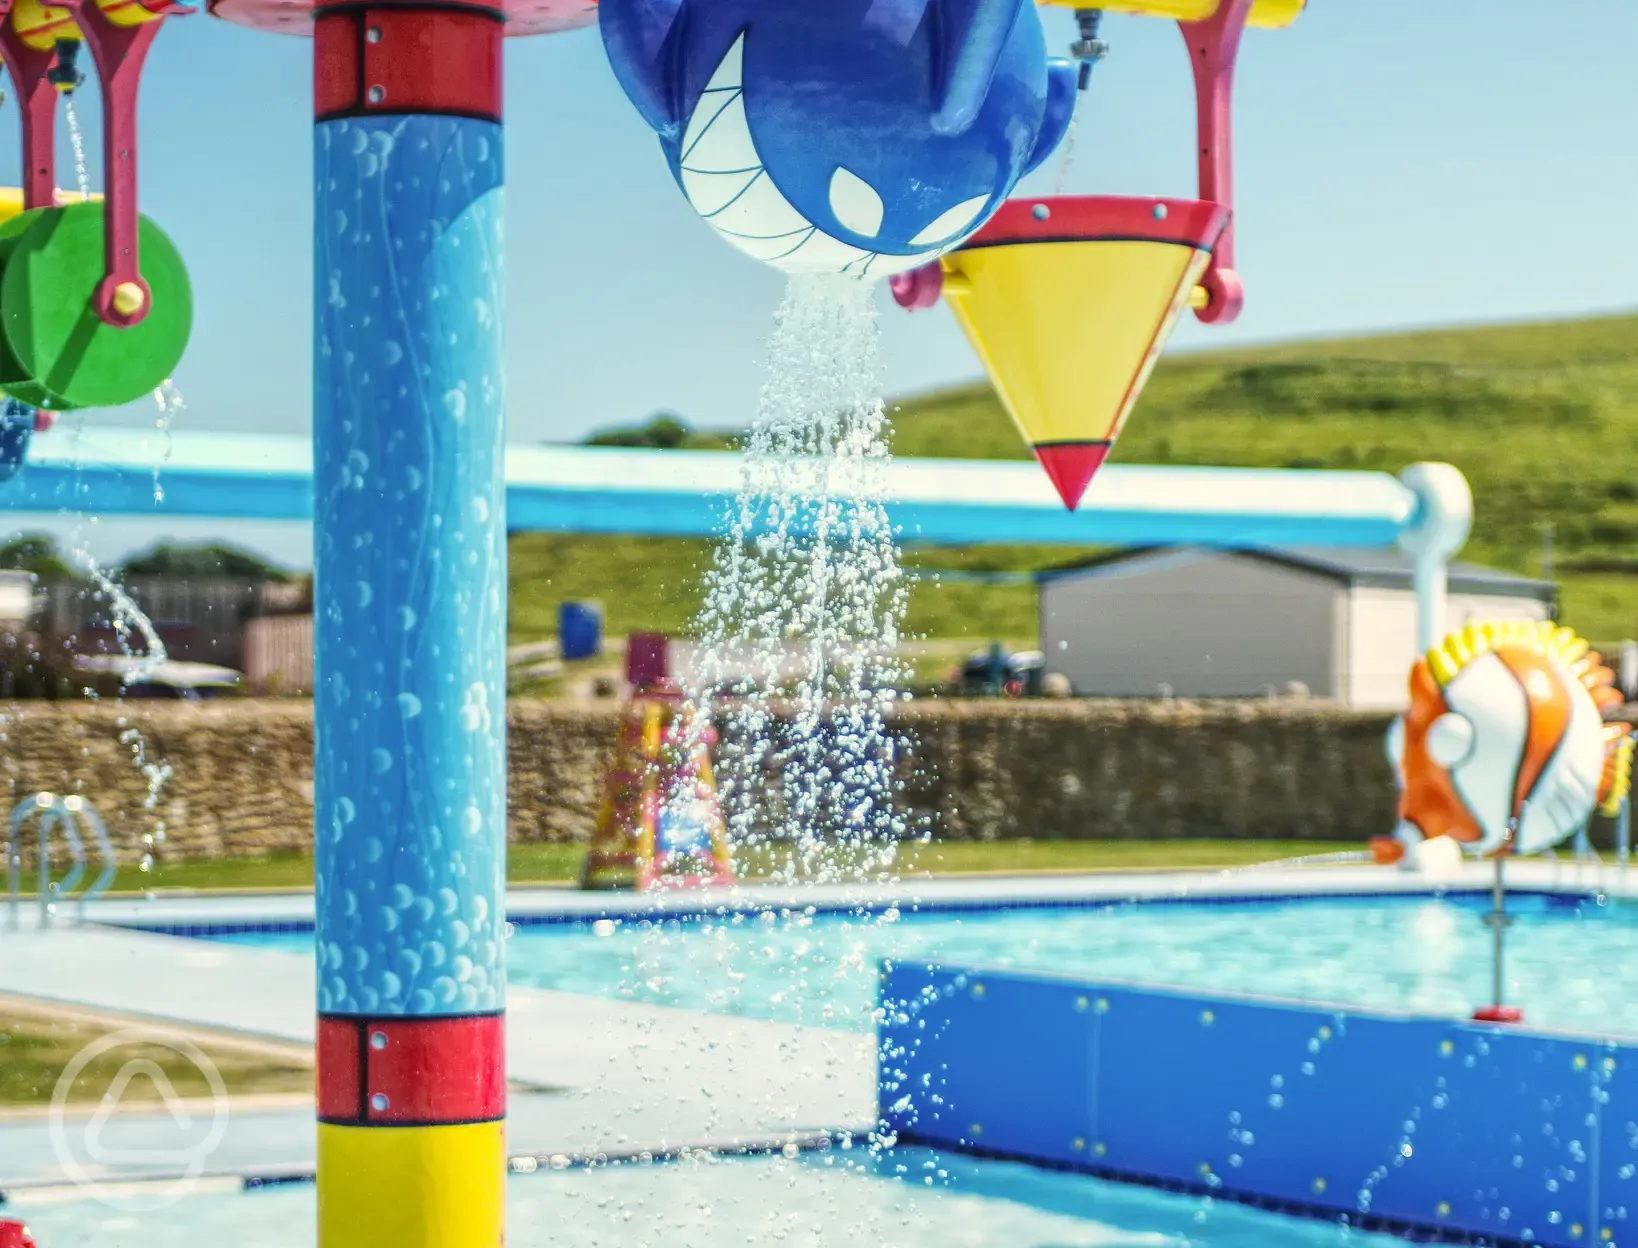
[72,0,191,328]
[0,0,188,327]
[1178,0,1252,324]
[896,0,1258,319]
[0,1,63,212]
[889,262,944,310]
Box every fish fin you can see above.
[1598,724,1635,816]
[600,0,691,138]
[1368,836,1405,865]
[928,0,1028,135]
[1578,654,1624,708]
[1022,58,1078,174]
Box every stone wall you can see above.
[897,700,1398,843]
[0,699,1413,863]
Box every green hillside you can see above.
[511,311,1638,646]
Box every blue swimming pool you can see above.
[11,1147,1411,1246]
[215,890,1638,1036]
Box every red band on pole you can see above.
[315,4,504,122]
[318,1013,506,1125]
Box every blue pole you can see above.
[310,17,507,1235]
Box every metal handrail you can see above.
[5,793,117,930]
[1620,792,1632,874]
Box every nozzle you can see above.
[46,39,85,94]
[1070,9,1108,91]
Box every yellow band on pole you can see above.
[318,1121,506,1248]
[1034,0,1305,31]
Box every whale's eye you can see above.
[910,195,991,247]
[829,168,884,239]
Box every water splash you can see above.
[151,379,184,503]
[52,406,177,872]
[1053,115,1079,195]
[118,721,173,872]
[80,554,168,678]
[686,274,911,884]
[59,548,175,868]
[63,98,91,200]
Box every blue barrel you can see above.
[559,601,604,661]
[0,400,34,485]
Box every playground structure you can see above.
[912,194,1229,509]
[1380,620,1635,872]
[0,0,1572,1244]
[581,633,734,891]
[894,0,1306,507]
[596,0,1307,509]
[599,0,1077,277]
[0,430,1479,657]
[1372,617,1637,1025]
[0,0,194,413]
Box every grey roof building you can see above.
[1038,546,1556,709]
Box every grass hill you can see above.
[511,310,1638,647]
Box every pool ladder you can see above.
[1549,788,1633,891]
[5,793,117,930]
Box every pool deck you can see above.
[0,859,1620,1191]
[0,916,871,1188]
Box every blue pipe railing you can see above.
[0,430,1447,551]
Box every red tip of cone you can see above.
[1033,442,1110,511]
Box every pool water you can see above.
[216,891,1638,1035]
[12,1147,1408,1246]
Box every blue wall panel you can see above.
[880,963,1638,1246]
[881,966,1095,1164]
[1600,1096,1638,1245]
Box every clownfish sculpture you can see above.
[1373,619,1635,868]
[599,0,1077,277]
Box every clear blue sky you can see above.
[6,0,1635,569]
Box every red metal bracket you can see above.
[1178,0,1252,325]
[0,2,63,212]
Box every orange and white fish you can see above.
[1373,619,1634,866]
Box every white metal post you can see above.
[1396,463,1474,655]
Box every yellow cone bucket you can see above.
[940,195,1229,509]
